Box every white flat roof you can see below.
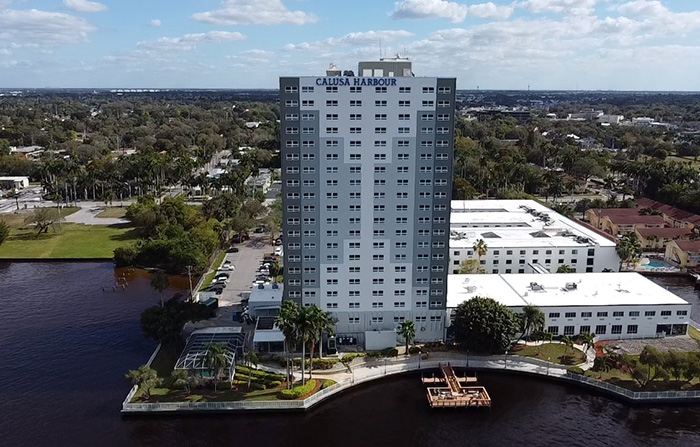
[447,273,690,309]
[249,284,283,303]
[450,200,616,249]
[253,330,285,343]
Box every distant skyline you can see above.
[1,0,699,90]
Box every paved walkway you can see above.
[260,346,595,385]
[63,206,129,225]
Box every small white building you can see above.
[446,273,691,341]
[244,169,272,194]
[248,283,283,318]
[450,200,619,274]
[0,176,29,190]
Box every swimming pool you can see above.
[642,260,667,268]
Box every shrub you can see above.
[381,347,399,357]
[217,381,233,390]
[269,380,282,387]
[114,245,139,267]
[279,379,317,400]
[320,379,335,390]
[568,367,585,375]
[365,351,381,358]
[312,358,338,370]
[408,346,422,355]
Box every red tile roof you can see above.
[637,198,700,226]
[674,240,700,253]
[606,214,666,225]
[636,227,693,239]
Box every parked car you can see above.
[227,247,239,253]
[254,226,266,233]
[216,272,230,278]
[274,247,283,256]
[219,264,234,271]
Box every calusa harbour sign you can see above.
[315,77,398,86]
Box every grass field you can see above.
[511,343,586,365]
[0,208,139,259]
[95,207,128,218]
[199,250,227,291]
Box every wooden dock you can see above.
[424,364,491,409]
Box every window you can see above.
[645,311,656,317]
[399,87,411,93]
[597,312,608,317]
[372,302,384,308]
[627,325,638,334]
[398,100,411,107]
[564,326,575,336]
[422,100,434,107]
[350,113,362,120]
[629,311,640,317]
[549,313,560,318]
[371,317,384,324]
[608,325,623,335]
[422,86,435,93]
[394,301,406,307]
[375,113,387,120]
[596,325,607,335]
[325,100,336,107]
[375,100,387,107]
[547,326,559,335]
[350,86,362,93]
[438,86,451,94]
[565,312,576,318]
[301,86,313,92]
[613,311,624,317]
[581,312,592,318]
[349,317,360,324]
[375,86,387,93]
[349,302,360,309]
[579,325,591,334]
[326,86,338,93]
[678,310,688,316]
[284,86,298,93]
[661,311,671,316]
[398,114,410,121]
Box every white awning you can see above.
[253,330,285,343]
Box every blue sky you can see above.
[1,0,700,90]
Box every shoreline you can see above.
[0,257,113,262]
[121,351,700,415]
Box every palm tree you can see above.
[473,239,488,266]
[397,320,417,356]
[125,365,159,399]
[580,332,596,355]
[244,351,259,389]
[294,306,316,385]
[150,271,169,307]
[518,305,545,343]
[561,336,574,354]
[204,342,229,392]
[276,300,301,388]
[556,265,575,273]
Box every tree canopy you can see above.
[452,296,517,354]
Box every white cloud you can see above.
[0,1,12,10]
[192,0,317,26]
[63,0,108,13]
[150,19,161,27]
[468,2,514,20]
[137,31,246,52]
[617,0,668,18]
[518,0,598,16]
[391,1,513,23]
[0,8,96,48]
[285,30,413,52]
[391,0,468,23]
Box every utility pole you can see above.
[186,265,194,300]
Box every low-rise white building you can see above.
[450,200,619,274]
[446,273,691,340]
[248,283,283,318]
[0,176,29,190]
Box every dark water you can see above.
[2,263,700,447]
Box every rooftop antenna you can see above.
[379,37,382,59]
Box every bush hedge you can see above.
[279,379,317,400]
[567,366,585,375]
[320,379,335,390]
[408,346,422,355]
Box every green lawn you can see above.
[689,326,700,342]
[511,343,586,365]
[0,222,139,259]
[199,250,227,291]
[95,207,128,218]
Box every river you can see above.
[1,262,700,447]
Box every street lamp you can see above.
[504,350,508,369]
[547,357,551,375]
[384,358,387,375]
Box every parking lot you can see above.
[187,233,275,336]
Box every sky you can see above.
[1,0,700,90]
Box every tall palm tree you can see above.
[150,271,169,307]
[518,305,545,342]
[204,342,229,392]
[473,239,488,266]
[305,306,334,379]
[397,320,417,356]
[294,306,316,385]
[276,300,301,388]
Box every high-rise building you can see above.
[279,58,456,348]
